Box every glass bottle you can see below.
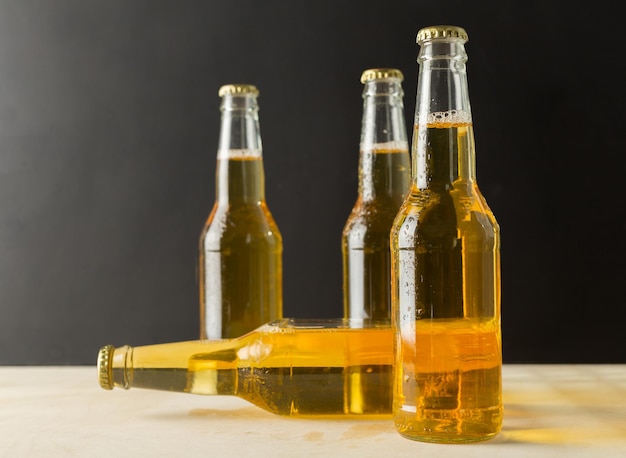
[98,319,393,416]
[342,68,411,323]
[390,26,502,443]
[199,84,283,340]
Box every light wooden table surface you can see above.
[1,365,625,457]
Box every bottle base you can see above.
[394,411,502,444]
[397,429,500,444]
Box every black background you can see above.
[0,1,624,365]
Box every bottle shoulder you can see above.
[345,195,407,222]
[397,183,495,213]
[343,198,406,243]
[201,202,282,247]
[204,201,279,220]
[392,183,499,245]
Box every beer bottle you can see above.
[390,26,502,443]
[342,68,410,323]
[199,84,282,340]
[97,319,393,416]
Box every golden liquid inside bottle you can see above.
[108,322,393,416]
[200,155,282,339]
[393,318,502,442]
[391,122,502,442]
[343,148,410,321]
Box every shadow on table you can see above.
[150,403,390,421]
[183,407,393,423]
[188,406,275,419]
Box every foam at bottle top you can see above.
[416,110,472,126]
[360,140,409,152]
[218,148,262,159]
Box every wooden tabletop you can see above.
[1,365,625,457]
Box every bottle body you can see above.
[200,190,282,340]
[390,27,502,443]
[199,85,283,340]
[342,69,410,323]
[98,319,393,416]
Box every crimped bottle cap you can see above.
[416,25,468,44]
[218,84,259,97]
[360,68,404,84]
[98,344,114,390]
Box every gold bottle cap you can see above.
[416,25,468,44]
[98,344,114,390]
[218,84,260,97]
[360,68,404,84]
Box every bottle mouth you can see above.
[97,345,115,390]
[220,96,259,112]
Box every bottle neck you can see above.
[106,340,242,396]
[216,94,265,204]
[359,79,409,201]
[413,39,476,190]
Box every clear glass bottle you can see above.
[342,68,411,323]
[390,26,502,443]
[199,84,283,340]
[98,319,393,416]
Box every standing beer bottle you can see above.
[390,26,502,443]
[199,84,283,340]
[342,68,410,323]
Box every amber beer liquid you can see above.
[98,319,393,416]
[199,84,282,340]
[342,69,410,323]
[343,145,410,320]
[391,26,502,443]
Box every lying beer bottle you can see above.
[199,84,283,340]
[342,68,411,323]
[98,319,392,416]
[390,26,502,443]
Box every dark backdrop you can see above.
[0,1,624,364]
